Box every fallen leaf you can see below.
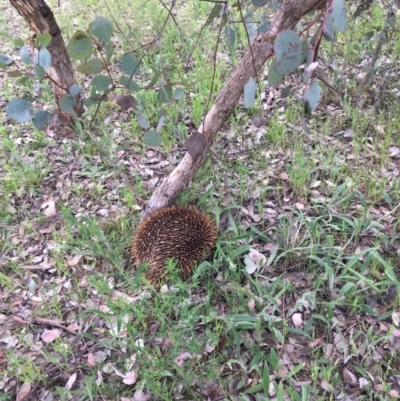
[392,311,399,327]
[67,255,82,267]
[87,353,96,366]
[122,371,137,385]
[203,343,215,354]
[95,371,103,386]
[310,337,323,347]
[292,313,303,327]
[244,248,266,274]
[263,243,276,252]
[343,367,357,385]
[16,382,31,401]
[65,372,77,390]
[133,390,152,401]
[67,322,80,332]
[97,208,109,217]
[176,352,192,367]
[248,299,256,312]
[389,146,400,157]
[41,330,61,343]
[41,200,56,217]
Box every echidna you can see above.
[131,205,217,285]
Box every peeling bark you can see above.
[144,0,326,218]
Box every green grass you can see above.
[0,0,400,400]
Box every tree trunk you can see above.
[9,0,84,128]
[143,0,326,218]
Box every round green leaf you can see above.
[78,58,103,74]
[34,65,45,81]
[67,35,94,60]
[69,84,81,95]
[0,54,14,69]
[225,25,236,50]
[32,110,52,130]
[244,77,256,109]
[17,76,29,85]
[332,0,347,32]
[137,114,149,129]
[20,44,31,64]
[305,80,321,113]
[6,98,33,123]
[120,75,140,92]
[14,38,24,47]
[155,115,165,132]
[147,73,160,89]
[273,30,303,75]
[36,33,52,48]
[144,130,162,147]
[120,53,140,76]
[33,48,51,70]
[158,85,172,103]
[59,94,77,115]
[105,43,114,63]
[322,14,336,42]
[257,16,270,34]
[173,87,184,100]
[91,75,111,92]
[90,17,113,43]
[303,41,314,66]
[268,61,283,85]
[84,97,97,108]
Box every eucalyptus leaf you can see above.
[6,98,33,123]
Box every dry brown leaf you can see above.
[176,351,192,367]
[263,243,276,252]
[248,299,256,312]
[41,329,62,343]
[292,313,303,328]
[67,255,82,267]
[41,200,56,217]
[392,312,400,327]
[16,382,31,401]
[67,322,80,332]
[122,371,137,385]
[310,337,323,347]
[87,352,96,366]
[65,372,77,390]
[343,368,357,385]
[133,390,152,401]
[359,377,369,389]
[95,370,103,386]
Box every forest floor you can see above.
[0,1,400,400]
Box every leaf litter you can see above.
[0,4,400,401]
